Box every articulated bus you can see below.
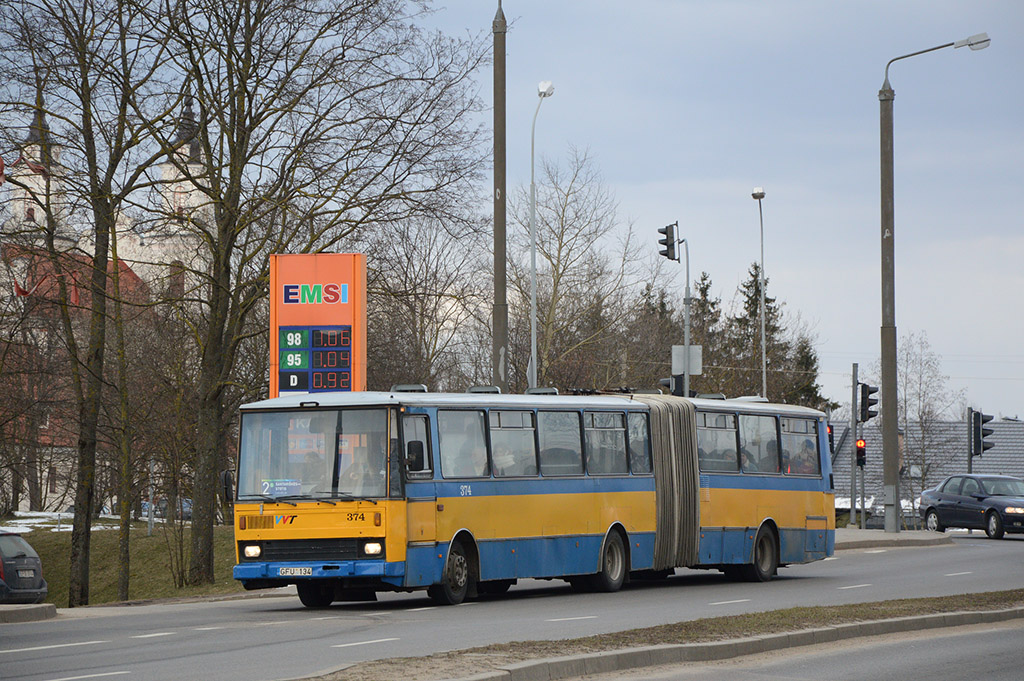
[230,391,834,606]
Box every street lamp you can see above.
[878,32,989,533]
[751,187,767,400]
[529,80,554,389]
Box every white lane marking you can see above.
[194,626,225,631]
[0,640,109,655]
[865,549,887,554]
[407,606,436,612]
[824,557,838,561]
[312,616,343,621]
[331,637,399,648]
[839,584,872,590]
[545,615,598,622]
[710,599,751,606]
[41,673,130,681]
[130,632,175,639]
[945,571,973,577]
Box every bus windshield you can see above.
[238,408,389,500]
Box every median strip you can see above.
[304,589,1024,681]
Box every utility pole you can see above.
[491,2,508,392]
[849,363,858,528]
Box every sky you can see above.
[425,0,1024,420]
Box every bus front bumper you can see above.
[233,560,404,582]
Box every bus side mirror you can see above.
[406,441,425,472]
[220,470,234,502]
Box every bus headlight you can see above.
[363,542,382,556]
[243,544,262,558]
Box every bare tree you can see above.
[146,0,487,584]
[0,0,174,605]
[892,331,964,523]
[367,216,488,391]
[508,147,646,391]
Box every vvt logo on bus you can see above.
[282,283,348,304]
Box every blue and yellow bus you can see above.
[230,390,834,606]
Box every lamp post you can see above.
[751,187,767,399]
[529,80,554,389]
[879,32,989,533]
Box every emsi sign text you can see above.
[282,283,348,304]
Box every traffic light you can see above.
[658,222,677,261]
[859,383,878,422]
[827,424,835,454]
[855,438,866,467]
[971,408,994,457]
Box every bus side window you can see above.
[697,412,739,472]
[538,411,584,476]
[627,412,652,474]
[739,414,779,474]
[490,411,538,477]
[780,418,820,476]
[438,410,489,478]
[584,412,628,475]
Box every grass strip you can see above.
[24,523,245,606]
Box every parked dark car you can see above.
[155,497,193,521]
[0,531,48,604]
[919,474,1024,539]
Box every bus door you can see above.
[403,414,436,545]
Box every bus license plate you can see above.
[278,567,312,576]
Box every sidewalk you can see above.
[0,528,952,626]
[834,526,953,550]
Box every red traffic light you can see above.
[855,438,866,467]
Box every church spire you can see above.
[169,91,200,163]
[24,87,54,166]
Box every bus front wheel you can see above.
[591,532,627,592]
[428,541,471,605]
[742,526,778,582]
[296,581,334,608]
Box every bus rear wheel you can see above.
[590,532,627,592]
[428,541,471,605]
[742,526,778,582]
[478,579,514,597]
[296,581,334,608]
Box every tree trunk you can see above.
[68,205,112,608]
[187,263,231,586]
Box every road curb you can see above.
[0,603,57,624]
[451,606,1024,681]
[835,536,953,550]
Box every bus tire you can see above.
[591,531,627,592]
[296,581,334,608]
[478,579,514,596]
[567,576,591,592]
[428,540,471,605]
[742,526,778,582]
